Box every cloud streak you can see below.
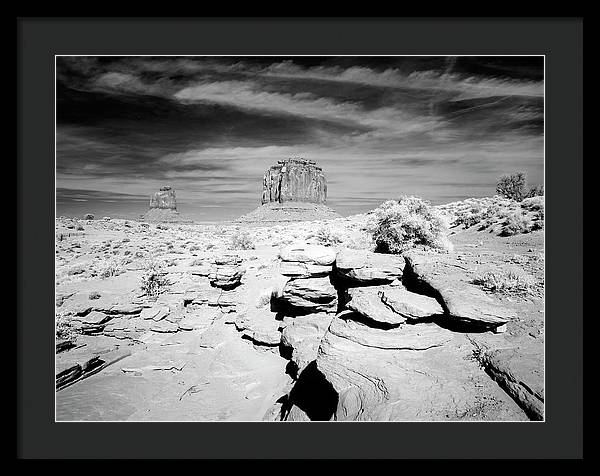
[56,56,544,220]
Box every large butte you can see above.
[237,158,341,223]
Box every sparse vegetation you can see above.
[500,211,535,236]
[472,267,535,296]
[526,184,544,198]
[308,226,343,246]
[67,264,87,276]
[56,314,78,341]
[98,258,126,278]
[140,261,169,298]
[367,196,453,254]
[229,231,255,250]
[496,172,527,201]
[521,196,545,230]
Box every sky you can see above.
[56,56,544,221]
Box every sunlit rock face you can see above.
[261,158,327,205]
[149,186,177,211]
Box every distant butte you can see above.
[149,186,177,211]
[237,158,341,223]
[142,186,190,222]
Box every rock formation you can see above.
[209,255,245,290]
[236,158,341,222]
[262,158,327,205]
[142,186,191,222]
[150,186,177,211]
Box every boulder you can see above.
[279,244,336,266]
[234,308,281,347]
[403,252,514,326]
[280,313,334,375]
[209,255,245,290]
[280,277,338,313]
[314,320,527,421]
[336,248,405,284]
[345,287,406,327]
[262,158,327,205]
[378,285,444,321]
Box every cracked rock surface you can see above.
[55,199,543,422]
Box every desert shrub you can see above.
[83,213,95,220]
[367,196,453,254]
[308,226,343,246]
[56,314,78,341]
[140,262,169,298]
[525,197,544,227]
[456,203,499,229]
[526,184,544,198]
[88,291,101,300]
[472,268,535,295]
[229,231,255,250]
[98,258,125,278]
[521,196,544,212]
[500,211,533,236]
[342,232,375,251]
[67,264,87,276]
[496,172,527,201]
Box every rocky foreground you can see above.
[55,197,544,421]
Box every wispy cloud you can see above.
[56,56,544,219]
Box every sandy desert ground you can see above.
[54,196,544,422]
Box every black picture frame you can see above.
[17,17,583,459]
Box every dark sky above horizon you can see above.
[56,56,544,220]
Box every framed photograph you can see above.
[18,17,583,459]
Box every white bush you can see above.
[367,196,453,254]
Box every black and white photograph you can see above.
[54,55,545,422]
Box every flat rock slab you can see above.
[150,320,179,333]
[56,322,292,422]
[234,308,281,346]
[315,324,528,422]
[379,285,444,321]
[178,312,213,331]
[76,311,111,326]
[279,244,336,266]
[404,251,514,326]
[480,346,544,421]
[140,305,170,321]
[336,248,405,284]
[279,262,332,278]
[346,287,406,327]
[328,316,452,350]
